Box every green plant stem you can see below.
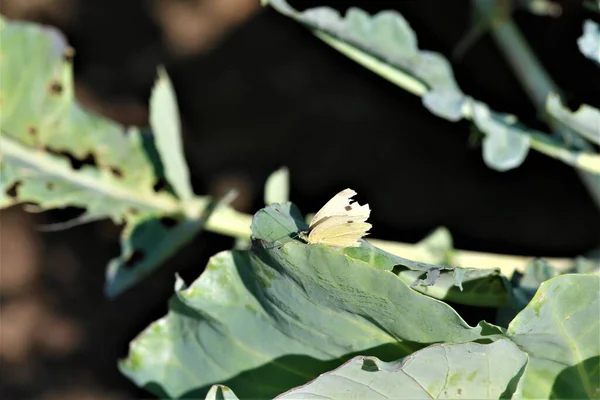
[473,0,600,210]
[203,205,573,276]
[313,31,600,175]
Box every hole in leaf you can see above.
[124,250,145,269]
[46,182,55,190]
[49,81,63,95]
[46,149,97,171]
[6,181,22,198]
[159,217,178,229]
[360,359,379,372]
[109,167,123,178]
[27,126,38,137]
[153,177,168,192]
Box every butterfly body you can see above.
[299,188,371,248]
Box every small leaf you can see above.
[422,90,466,122]
[546,92,600,146]
[268,1,600,174]
[105,206,207,298]
[578,20,600,66]
[150,67,195,202]
[472,102,531,171]
[264,166,290,205]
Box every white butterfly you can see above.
[299,188,371,248]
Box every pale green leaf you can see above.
[120,203,506,399]
[278,340,527,399]
[267,1,600,174]
[507,274,600,398]
[264,166,289,205]
[471,102,531,171]
[150,67,194,202]
[546,92,600,146]
[0,17,212,295]
[578,20,600,65]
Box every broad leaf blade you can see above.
[507,274,600,398]
[278,340,527,399]
[120,204,503,399]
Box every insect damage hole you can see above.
[6,181,22,198]
[159,217,178,229]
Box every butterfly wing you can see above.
[310,188,357,229]
[305,188,371,248]
[308,221,372,247]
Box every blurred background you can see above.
[1,0,599,398]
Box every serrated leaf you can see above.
[264,167,289,205]
[578,20,600,66]
[150,67,194,202]
[120,204,506,399]
[278,340,527,399]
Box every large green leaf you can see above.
[0,16,213,296]
[266,1,600,175]
[120,203,506,398]
[280,271,600,399]
[507,274,600,398]
[277,340,527,399]
[120,202,600,398]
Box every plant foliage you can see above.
[0,16,213,297]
